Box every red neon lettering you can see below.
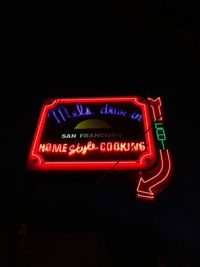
[38,144,46,152]
[52,144,63,152]
[46,143,52,152]
[68,145,76,156]
[87,141,97,152]
[113,142,120,151]
[130,142,135,151]
[120,143,130,152]
[38,141,146,155]
[100,142,106,152]
[133,143,139,151]
[62,144,68,152]
[39,143,69,153]
[107,142,112,151]
[38,143,52,152]
[76,143,83,153]
[139,142,146,151]
[68,141,97,156]
[100,142,146,153]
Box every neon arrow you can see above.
[137,149,172,200]
[148,97,163,121]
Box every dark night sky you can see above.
[1,1,200,266]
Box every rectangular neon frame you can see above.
[27,97,157,170]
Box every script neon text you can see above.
[38,141,146,156]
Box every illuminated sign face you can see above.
[27,97,173,200]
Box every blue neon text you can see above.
[48,103,142,123]
[48,104,94,123]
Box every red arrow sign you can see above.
[137,149,172,200]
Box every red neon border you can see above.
[137,149,173,200]
[27,97,157,170]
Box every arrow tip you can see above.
[137,178,153,196]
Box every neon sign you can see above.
[27,97,173,200]
[48,104,94,123]
[38,141,146,156]
[48,103,142,124]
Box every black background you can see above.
[1,1,200,266]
